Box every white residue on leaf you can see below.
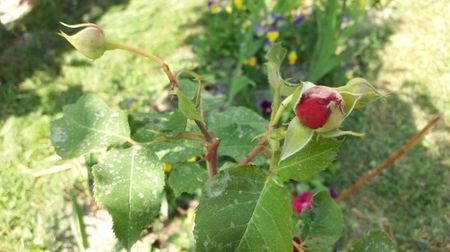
[206,171,230,198]
[138,192,144,199]
[51,126,67,143]
[110,112,119,118]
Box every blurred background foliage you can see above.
[0,0,448,251]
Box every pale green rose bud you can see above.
[58,22,108,60]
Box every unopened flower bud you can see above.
[295,86,346,132]
[58,22,107,60]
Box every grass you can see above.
[0,0,448,251]
[332,1,450,251]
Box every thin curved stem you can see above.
[336,113,443,202]
[107,41,178,88]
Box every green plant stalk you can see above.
[106,41,178,88]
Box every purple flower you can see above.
[264,41,273,51]
[207,0,214,7]
[329,187,339,199]
[259,100,272,116]
[342,15,350,24]
[293,15,305,25]
[268,13,284,23]
[292,192,312,215]
[253,24,264,36]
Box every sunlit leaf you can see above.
[93,146,164,251]
[50,94,130,159]
[280,118,314,161]
[194,166,292,252]
[277,136,341,181]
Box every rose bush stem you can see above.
[107,41,178,88]
[195,120,220,179]
[240,94,293,165]
[336,113,442,202]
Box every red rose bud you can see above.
[58,22,107,60]
[295,86,346,132]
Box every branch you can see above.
[240,94,293,165]
[239,137,267,165]
[195,120,220,179]
[336,113,443,202]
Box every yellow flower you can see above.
[288,51,298,65]
[210,3,220,14]
[346,69,354,80]
[129,102,138,112]
[186,156,197,163]
[162,163,172,173]
[246,56,257,66]
[234,0,244,10]
[243,20,251,29]
[335,46,344,56]
[266,30,279,42]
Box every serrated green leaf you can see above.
[168,164,208,197]
[177,90,203,122]
[215,124,266,165]
[93,146,164,251]
[266,43,287,89]
[194,166,292,252]
[280,118,314,161]
[301,191,344,252]
[50,94,130,159]
[164,111,187,137]
[349,230,396,252]
[208,106,268,132]
[277,137,341,181]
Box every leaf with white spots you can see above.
[194,166,292,252]
[349,230,396,252]
[168,164,208,197]
[215,124,266,165]
[301,191,344,251]
[50,94,130,159]
[93,146,164,251]
[207,106,268,132]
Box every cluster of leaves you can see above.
[189,0,384,103]
[50,37,393,251]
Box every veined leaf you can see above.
[349,230,396,252]
[194,166,292,252]
[301,191,344,251]
[280,118,314,161]
[50,94,130,159]
[215,124,266,165]
[208,106,268,132]
[277,137,341,181]
[93,146,164,251]
[168,164,208,197]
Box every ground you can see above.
[0,0,448,251]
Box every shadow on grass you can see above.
[331,91,449,251]
[0,0,130,120]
